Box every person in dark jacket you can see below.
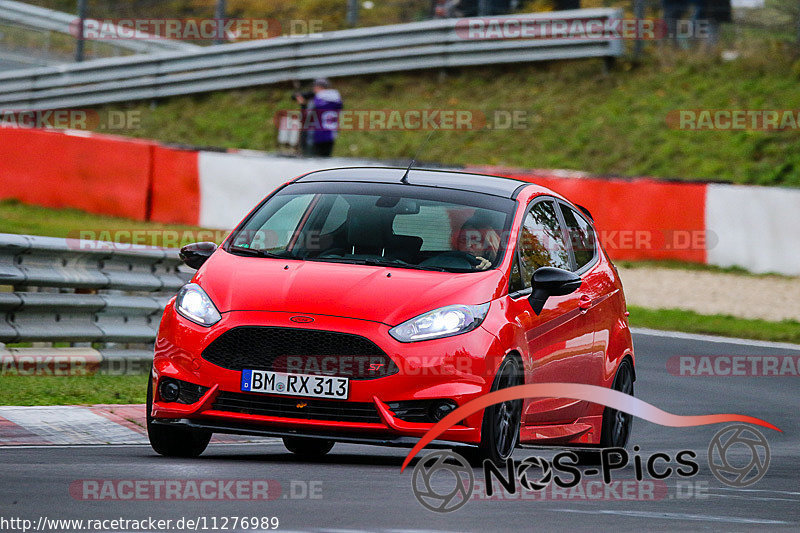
[294,78,343,158]
[662,0,729,47]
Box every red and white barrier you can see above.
[0,127,798,275]
[705,184,800,275]
[196,151,382,229]
[0,128,153,220]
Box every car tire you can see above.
[146,375,212,458]
[283,437,335,458]
[599,359,634,448]
[467,356,523,466]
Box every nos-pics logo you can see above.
[411,424,770,513]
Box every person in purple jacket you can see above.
[295,77,343,157]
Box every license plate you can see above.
[241,369,349,400]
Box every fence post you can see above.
[74,0,87,62]
[633,0,645,60]
[347,0,360,27]
[214,0,227,45]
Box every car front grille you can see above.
[201,326,397,380]
[212,391,382,424]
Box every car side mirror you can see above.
[180,242,217,269]
[528,267,582,315]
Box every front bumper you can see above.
[151,304,508,446]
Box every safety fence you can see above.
[0,0,200,56]
[0,232,192,373]
[0,8,624,109]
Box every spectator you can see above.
[704,0,731,46]
[662,0,689,45]
[662,0,728,47]
[295,78,343,158]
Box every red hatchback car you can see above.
[148,167,635,463]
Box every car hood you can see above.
[193,249,504,325]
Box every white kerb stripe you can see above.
[706,183,800,275]
[0,406,147,445]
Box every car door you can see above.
[558,201,612,391]
[505,197,597,425]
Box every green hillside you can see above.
[92,46,800,186]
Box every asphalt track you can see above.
[1,329,798,532]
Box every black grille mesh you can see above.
[201,326,396,380]
[177,381,209,404]
[387,400,435,423]
[212,391,381,423]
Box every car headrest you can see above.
[348,210,386,250]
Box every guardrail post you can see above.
[633,0,645,61]
[74,0,87,62]
[347,0,359,27]
[214,0,227,45]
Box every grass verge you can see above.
[0,199,217,246]
[628,305,800,344]
[0,375,148,406]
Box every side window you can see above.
[560,205,597,271]
[518,200,571,288]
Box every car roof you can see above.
[294,166,550,199]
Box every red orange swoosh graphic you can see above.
[400,383,781,472]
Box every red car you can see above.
[148,167,635,463]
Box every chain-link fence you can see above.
[0,20,135,66]
[3,0,797,70]
[581,0,799,52]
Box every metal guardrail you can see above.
[0,233,191,346]
[0,8,624,110]
[0,0,201,55]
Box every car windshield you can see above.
[227,181,515,273]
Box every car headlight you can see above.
[389,303,490,343]
[175,283,221,327]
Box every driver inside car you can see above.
[455,214,502,271]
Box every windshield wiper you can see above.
[228,246,295,259]
[306,256,451,272]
